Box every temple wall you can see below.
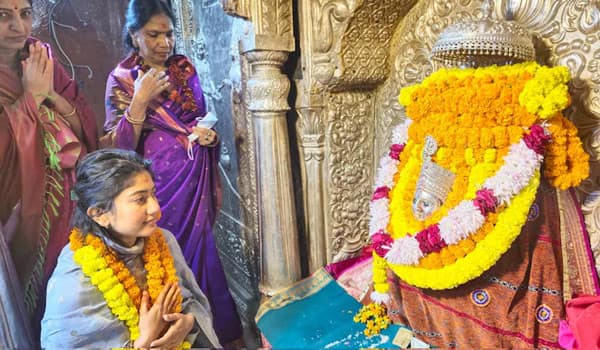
[32,0,128,133]
[294,0,600,275]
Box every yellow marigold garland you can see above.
[544,115,589,189]
[519,65,571,119]
[70,231,140,340]
[365,61,588,334]
[388,170,540,289]
[381,61,587,289]
[353,302,391,337]
[146,231,183,312]
[69,228,190,348]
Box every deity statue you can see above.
[365,0,600,348]
[412,135,455,221]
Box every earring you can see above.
[130,34,139,49]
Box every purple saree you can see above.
[104,53,242,343]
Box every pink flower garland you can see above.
[524,123,551,155]
[415,225,446,254]
[371,231,394,257]
[389,144,405,160]
[369,121,551,262]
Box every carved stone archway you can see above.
[296,0,419,269]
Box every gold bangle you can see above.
[125,114,145,125]
[63,105,77,118]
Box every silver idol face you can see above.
[412,189,442,221]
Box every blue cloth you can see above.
[257,268,415,348]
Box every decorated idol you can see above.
[363,1,600,348]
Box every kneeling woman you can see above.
[41,149,220,348]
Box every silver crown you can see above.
[416,136,455,203]
[431,0,535,67]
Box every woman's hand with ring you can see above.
[132,68,171,105]
[192,127,218,146]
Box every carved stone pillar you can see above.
[245,50,301,294]
[297,106,328,272]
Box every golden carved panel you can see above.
[376,0,600,275]
[327,92,374,260]
[298,0,600,271]
[375,0,478,158]
[309,0,417,90]
[256,0,293,38]
[335,0,418,89]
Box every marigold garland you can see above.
[369,62,589,294]
[544,115,589,189]
[417,211,500,269]
[388,171,540,289]
[69,228,189,348]
[353,302,391,337]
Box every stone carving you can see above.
[294,0,600,273]
[327,92,374,260]
[246,51,291,112]
[171,0,195,55]
[334,0,418,89]
[221,0,251,19]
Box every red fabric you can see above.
[563,295,600,349]
[326,249,372,279]
[0,37,97,291]
[386,181,565,349]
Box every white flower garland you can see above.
[369,119,411,236]
[370,119,546,266]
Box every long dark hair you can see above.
[123,0,175,51]
[71,149,153,236]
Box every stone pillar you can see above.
[297,106,328,272]
[245,50,301,295]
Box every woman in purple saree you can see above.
[103,0,241,344]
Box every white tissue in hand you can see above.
[188,112,218,142]
[196,112,218,128]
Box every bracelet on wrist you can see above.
[63,105,77,118]
[125,114,145,125]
